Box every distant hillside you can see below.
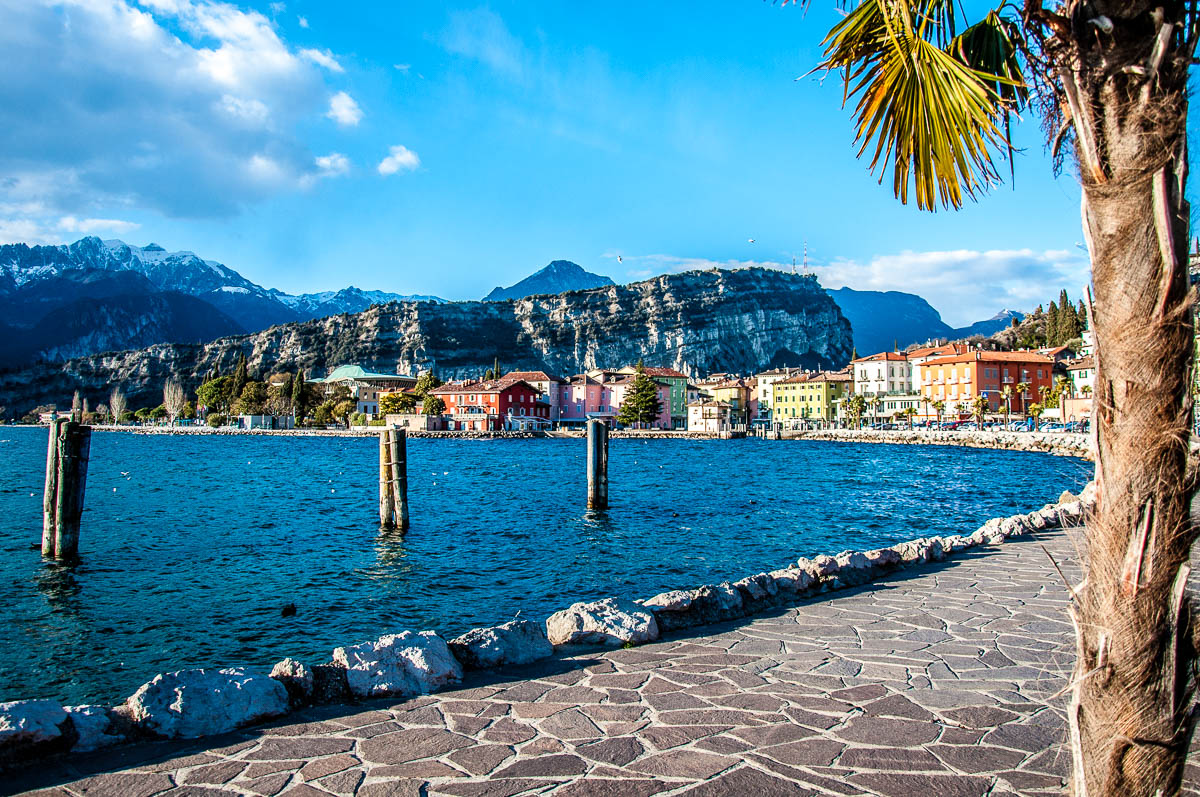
[485,260,615,301]
[826,287,954,354]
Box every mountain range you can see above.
[484,260,615,301]
[827,288,1023,354]
[0,237,444,366]
[0,268,853,413]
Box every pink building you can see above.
[558,370,673,429]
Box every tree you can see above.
[380,392,417,416]
[197,376,235,414]
[931,399,945,428]
[1000,385,1013,428]
[231,353,248,400]
[333,399,356,427]
[71,390,82,421]
[235,382,269,416]
[845,394,866,429]
[422,395,446,416]
[163,379,186,423]
[1047,300,1061,347]
[617,365,665,427]
[109,387,127,425]
[971,395,989,428]
[1014,382,1030,416]
[802,0,1199,784]
[180,401,196,420]
[96,403,109,424]
[292,369,306,418]
[414,372,443,399]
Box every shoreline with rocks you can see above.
[0,484,1093,771]
[784,428,1092,459]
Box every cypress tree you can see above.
[1046,301,1059,346]
[292,369,305,416]
[232,354,248,399]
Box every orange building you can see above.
[919,351,1056,414]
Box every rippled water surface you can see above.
[0,428,1090,705]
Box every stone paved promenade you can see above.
[7,527,1199,797]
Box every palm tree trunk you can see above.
[1068,34,1198,792]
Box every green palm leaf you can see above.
[819,0,1025,211]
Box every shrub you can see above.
[207,413,227,428]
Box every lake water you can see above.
[0,428,1091,706]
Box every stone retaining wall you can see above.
[0,486,1093,768]
[785,428,1092,459]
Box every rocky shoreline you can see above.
[0,486,1092,770]
[785,428,1092,459]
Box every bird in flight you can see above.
[617,255,623,263]
[748,238,756,243]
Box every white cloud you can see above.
[615,249,1092,327]
[314,152,350,176]
[377,145,420,175]
[57,216,141,234]
[301,48,343,72]
[441,9,525,78]
[298,15,308,28]
[0,0,352,229]
[393,63,410,73]
[269,2,285,12]
[326,91,362,126]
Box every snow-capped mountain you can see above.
[484,260,615,301]
[0,237,446,365]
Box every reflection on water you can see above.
[0,429,1091,705]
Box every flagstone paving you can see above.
[6,527,1199,796]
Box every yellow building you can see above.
[697,378,751,424]
[772,371,851,422]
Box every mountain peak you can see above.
[484,260,616,302]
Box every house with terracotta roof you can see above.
[559,370,673,429]
[687,400,733,433]
[695,377,751,425]
[919,351,1055,414]
[753,367,805,422]
[501,370,565,421]
[772,371,851,424]
[427,377,550,431]
[615,365,690,428]
[852,351,912,397]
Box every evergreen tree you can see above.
[232,354,248,399]
[291,369,305,416]
[617,363,664,427]
[1046,300,1060,346]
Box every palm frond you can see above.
[819,0,1026,211]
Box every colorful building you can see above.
[615,365,690,428]
[696,377,751,424]
[308,365,417,418]
[427,377,550,431]
[753,367,805,421]
[918,351,1056,413]
[502,370,566,421]
[559,371,673,429]
[771,370,852,423]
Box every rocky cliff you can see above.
[0,268,853,412]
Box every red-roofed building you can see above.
[919,351,1055,414]
[852,351,912,396]
[427,377,550,431]
[501,370,565,421]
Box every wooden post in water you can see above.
[379,430,395,528]
[586,418,609,510]
[45,421,91,560]
[41,417,67,557]
[389,428,409,530]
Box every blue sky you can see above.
[0,0,1107,325]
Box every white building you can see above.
[852,352,912,397]
[1067,355,1095,395]
[687,400,732,433]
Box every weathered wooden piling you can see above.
[42,419,91,560]
[379,431,395,527]
[586,418,609,510]
[379,428,409,530]
[389,428,409,530]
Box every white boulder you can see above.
[449,620,552,670]
[65,705,120,752]
[126,667,288,739]
[545,597,659,647]
[334,631,462,699]
[0,699,67,752]
[641,590,694,612]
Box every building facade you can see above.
[427,377,550,431]
[687,400,732,432]
[615,366,690,428]
[918,351,1056,413]
[503,370,565,421]
[308,365,418,418]
[852,352,912,397]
